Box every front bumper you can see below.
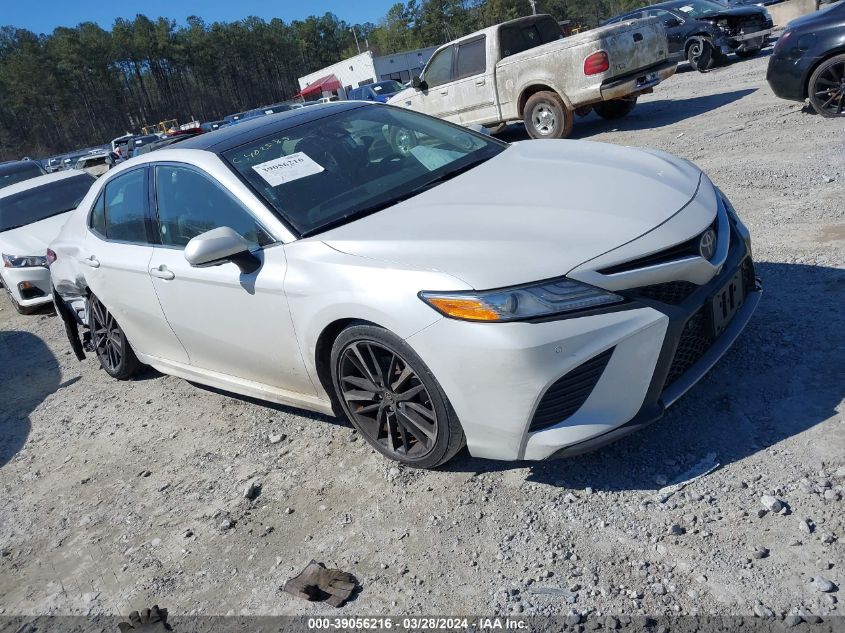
[0,266,52,307]
[406,213,759,462]
[599,60,678,101]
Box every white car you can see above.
[50,103,760,468]
[1,170,95,313]
[74,153,111,177]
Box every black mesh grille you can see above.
[530,348,614,431]
[664,309,714,388]
[633,281,699,305]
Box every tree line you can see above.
[0,0,640,160]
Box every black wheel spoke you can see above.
[338,339,439,460]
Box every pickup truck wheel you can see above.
[594,98,637,120]
[686,37,714,72]
[523,91,573,139]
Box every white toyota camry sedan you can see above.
[50,102,760,468]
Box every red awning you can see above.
[295,74,342,98]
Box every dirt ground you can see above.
[1,50,844,622]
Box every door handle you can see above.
[440,89,448,95]
[475,78,486,86]
[149,265,175,280]
[82,256,100,268]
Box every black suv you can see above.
[604,0,773,70]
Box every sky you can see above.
[1,0,398,34]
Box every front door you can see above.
[146,163,314,394]
[404,45,458,122]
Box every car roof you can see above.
[0,169,90,199]
[177,101,368,154]
[0,160,42,174]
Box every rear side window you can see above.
[103,169,148,243]
[499,17,563,58]
[154,165,272,249]
[423,47,454,88]
[455,37,487,80]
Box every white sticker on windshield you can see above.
[678,5,693,11]
[252,152,324,186]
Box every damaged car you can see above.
[605,0,774,70]
[49,102,760,468]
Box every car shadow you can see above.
[495,88,756,141]
[442,261,845,491]
[0,330,61,468]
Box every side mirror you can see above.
[412,76,427,91]
[184,226,260,273]
[664,17,681,27]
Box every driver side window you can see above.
[153,165,273,250]
[423,47,454,88]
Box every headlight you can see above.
[420,278,623,322]
[2,254,47,268]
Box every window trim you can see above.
[453,35,488,81]
[86,165,155,246]
[149,160,277,252]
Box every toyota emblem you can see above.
[699,229,716,260]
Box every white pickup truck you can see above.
[388,14,677,139]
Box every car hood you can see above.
[319,140,705,290]
[0,212,71,256]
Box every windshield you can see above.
[223,106,506,236]
[0,173,95,231]
[0,162,45,189]
[372,80,404,94]
[673,0,728,18]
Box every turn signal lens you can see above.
[584,51,609,76]
[423,296,502,322]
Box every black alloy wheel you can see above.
[808,54,845,118]
[90,295,139,379]
[331,325,465,468]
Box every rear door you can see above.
[451,35,500,126]
[82,166,189,364]
[145,162,314,394]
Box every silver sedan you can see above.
[50,102,760,468]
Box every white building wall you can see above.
[297,52,378,98]
[373,46,439,83]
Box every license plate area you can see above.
[637,72,659,87]
[708,270,744,338]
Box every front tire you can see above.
[808,54,845,118]
[523,91,574,139]
[686,37,714,72]
[593,97,638,120]
[330,324,465,468]
[89,295,140,379]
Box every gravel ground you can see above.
[1,50,843,622]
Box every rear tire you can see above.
[89,295,140,380]
[807,54,845,118]
[523,91,574,139]
[330,324,465,468]
[593,97,638,120]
